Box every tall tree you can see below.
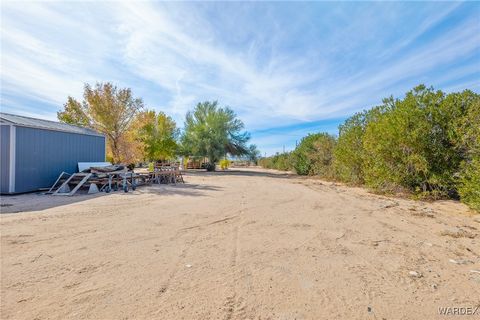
[181,101,250,171]
[133,110,178,161]
[58,82,144,163]
[246,144,261,164]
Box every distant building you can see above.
[0,113,105,194]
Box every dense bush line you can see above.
[260,85,480,211]
[258,152,294,171]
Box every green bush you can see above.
[458,156,480,211]
[362,86,463,197]
[272,153,294,171]
[334,112,366,184]
[258,85,480,211]
[258,152,293,171]
[292,133,336,177]
[454,92,480,210]
[334,107,384,184]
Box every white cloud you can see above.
[1,1,478,154]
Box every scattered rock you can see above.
[291,223,313,229]
[409,271,423,278]
[431,283,438,290]
[465,247,477,256]
[371,239,388,246]
[158,286,167,294]
[384,202,399,209]
[412,210,435,218]
[440,228,476,239]
[449,259,474,265]
[335,232,346,240]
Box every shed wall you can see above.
[0,125,10,193]
[14,126,105,193]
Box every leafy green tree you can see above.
[247,144,261,164]
[181,101,250,171]
[134,110,178,161]
[57,97,90,126]
[292,133,336,177]
[58,82,143,163]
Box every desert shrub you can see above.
[258,158,272,169]
[258,152,293,171]
[334,112,367,184]
[361,85,479,200]
[453,92,480,210]
[259,85,480,211]
[292,133,336,177]
[271,153,294,171]
[458,156,480,211]
[334,107,384,184]
[362,86,451,195]
[220,159,231,170]
[258,158,269,168]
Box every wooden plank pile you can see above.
[47,164,152,196]
[47,162,184,196]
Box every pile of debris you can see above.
[47,162,151,196]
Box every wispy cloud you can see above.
[1,1,479,154]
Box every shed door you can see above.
[0,125,11,193]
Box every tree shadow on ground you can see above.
[185,168,295,179]
[0,191,110,214]
[0,183,223,214]
[132,183,222,197]
[0,169,286,214]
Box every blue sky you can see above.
[1,1,479,156]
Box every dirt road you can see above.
[1,168,479,319]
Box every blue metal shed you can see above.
[0,113,106,194]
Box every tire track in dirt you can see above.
[224,224,239,320]
[224,188,249,320]
[157,231,201,300]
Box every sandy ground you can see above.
[1,168,479,320]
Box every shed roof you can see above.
[0,112,103,137]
